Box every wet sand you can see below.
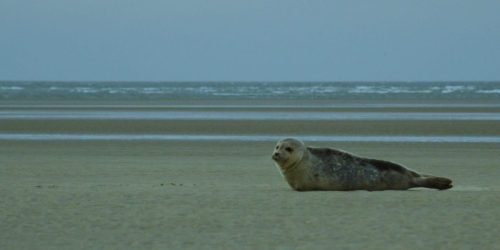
[1,104,499,249]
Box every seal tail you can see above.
[413,175,453,190]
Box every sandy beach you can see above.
[1,102,499,249]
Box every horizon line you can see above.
[1,80,500,84]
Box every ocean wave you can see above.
[348,86,434,94]
[1,81,499,100]
[0,86,24,91]
[441,85,475,94]
[477,89,500,94]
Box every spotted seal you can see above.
[271,138,452,191]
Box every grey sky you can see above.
[1,0,499,82]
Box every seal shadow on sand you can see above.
[447,185,490,191]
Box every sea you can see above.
[1,81,500,143]
[1,81,500,101]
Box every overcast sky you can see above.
[1,0,499,82]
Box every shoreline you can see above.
[2,119,499,136]
[1,133,500,143]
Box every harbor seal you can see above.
[272,138,453,191]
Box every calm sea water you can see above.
[1,81,499,142]
[2,110,499,120]
[1,81,500,101]
[1,133,499,143]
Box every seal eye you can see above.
[285,147,293,153]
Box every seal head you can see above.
[272,138,307,172]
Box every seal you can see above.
[272,138,453,191]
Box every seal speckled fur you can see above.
[272,138,452,191]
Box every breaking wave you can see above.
[1,81,499,100]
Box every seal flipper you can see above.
[369,159,453,190]
[413,176,453,190]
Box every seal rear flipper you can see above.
[413,176,453,190]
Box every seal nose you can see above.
[272,152,280,160]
